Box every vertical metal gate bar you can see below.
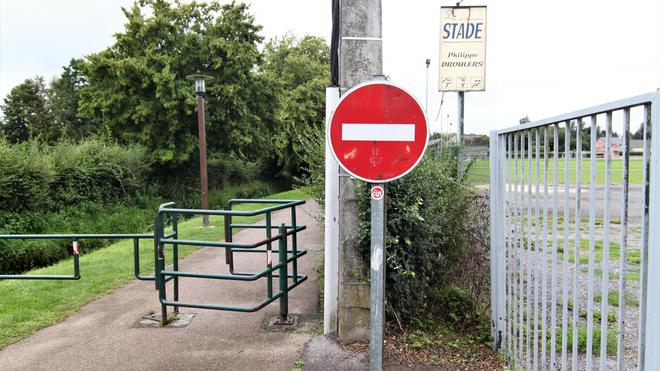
[599,111,613,369]
[534,128,541,371]
[541,126,550,370]
[507,133,514,357]
[519,131,526,367]
[490,131,499,348]
[572,118,583,370]
[615,108,630,371]
[643,92,660,369]
[499,133,508,349]
[561,121,571,370]
[586,114,598,368]
[513,132,520,364]
[527,129,533,371]
[638,103,651,371]
[490,131,506,350]
[551,123,560,370]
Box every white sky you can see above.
[1,0,658,134]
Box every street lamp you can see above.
[186,74,214,227]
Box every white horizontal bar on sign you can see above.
[342,123,415,141]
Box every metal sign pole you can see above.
[370,184,386,371]
[458,91,465,174]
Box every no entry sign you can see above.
[328,81,429,183]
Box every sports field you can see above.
[466,158,645,186]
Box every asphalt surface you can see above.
[0,201,322,371]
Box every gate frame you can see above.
[489,89,660,369]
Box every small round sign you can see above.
[371,186,385,200]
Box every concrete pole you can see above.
[324,87,340,335]
[338,0,383,343]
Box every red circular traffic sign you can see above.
[371,186,385,200]
[328,81,429,183]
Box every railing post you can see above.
[133,238,140,280]
[153,216,159,290]
[489,130,506,351]
[155,212,168,326]
[172,212,179,314]
[644,90,660,369]
[225,201,233,270]
[72,240,80,279]
[276,223,293,325]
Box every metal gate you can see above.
[489,90,659,370]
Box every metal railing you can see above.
[0,233,164,281]
[490,90,659,370]
[0,198,309,327]
[154,199,307,325]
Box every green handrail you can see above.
[0,198,308,326]
[0,233,151,280]
[155,200,307,325]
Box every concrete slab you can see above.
[0,201,322,371]
[300,335,368,371]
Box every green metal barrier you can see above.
[0,233,178,284]
[0,199,308,326]
[155,199,307,326]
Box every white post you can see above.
[489,130,506,350]
[644,89,660,369]
[324,87,341,335]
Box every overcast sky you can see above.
[1,0,658,134]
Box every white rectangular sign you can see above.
[342,123,415,141]
[439,6,487,92]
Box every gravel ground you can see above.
[504,219,644,370]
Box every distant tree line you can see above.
[0,0,329,183]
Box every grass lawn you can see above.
[0,188,308,349]
[594,290,639,308]
[579,266,641,282]
[466,158,644,186]
[554,239,639,265]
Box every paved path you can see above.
[0,201,322,371]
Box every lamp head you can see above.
[185,74,214,95]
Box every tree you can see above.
[259,34,330,178]
[79,0,266,167]
[49,59,98,140]
[0,76,53,143]
[632,122,651,140]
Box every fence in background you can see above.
[489,90,659,370]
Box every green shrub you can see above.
[208,155,262,187]
[355,147,476,327]
[0,199,160,274]
[0,139,150,216]
[47,140,150,207]
[0,139,155,273]
[431,285,479,327]
[0,141,52,212]
[236,182,271,199]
